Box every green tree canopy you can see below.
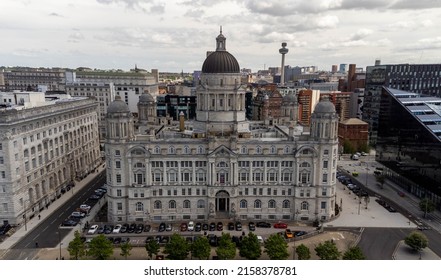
[87,234,114,260]
[145,239,160,260]
[120,240,132,260]
[164,233,190,260]
[67,230,87,260]
[191,236,211,260]
[295,244,311,260]
[215,233,236,260]
[404,231,428,252]
[264,233,288,260]
[239,232,262,260]
[419,198,436,218]
[315,240,341,260]
[342,246,365,260]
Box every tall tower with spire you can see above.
[279,42,289,85]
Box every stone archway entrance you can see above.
[215,190,230,218]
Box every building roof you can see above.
[139,92,154,102]
[340,118,368,125]
[313,97,336,114]
[107,95,130,113]
[201,30,240,74]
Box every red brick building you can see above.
[338,118,369,152]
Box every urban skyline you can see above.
[1,0,441,73]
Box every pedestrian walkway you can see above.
[0,163,106,252]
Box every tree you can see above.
[191,236,211,260]
[264,233,288,260]
[120,240,132,260]
[295,244,311,260]
[239,232,262,260]
[164,233,190,260]
[87,234,114,260]
[342,246,365,260]
[404,231,428,252]
[67,230,86,260]
[419,198,436,218]
[215,233,236,260]
[145,239,160,260]
[315,240,341,260]
[343,139,355,154]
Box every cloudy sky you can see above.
[1,0,441,73]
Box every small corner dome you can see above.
[314,98,336,114]
[107,95,130,113]
[139,92,154,102]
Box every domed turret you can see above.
[107,95,130,114]
[310,96,338,141]
[313,97,336,114]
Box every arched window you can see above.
[154,200,162,209]
[183,146,190,154]
[154,146,161,154]
[197,199,205,208]
[268,199,276,209]
[270,145,276,154]
[168,146,176,154]
[168,200,176,209]
[183,200,191,209]
[240,199,247,209]
[241,146,248,154]
[254,199,262,209]
[197,146,205,154]
[136,202,144,212]
[282,200,290,209]
[256,145,262,154]
[301,201,309,210]
[284,145,290,154]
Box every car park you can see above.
[112,224,122,234]
[208,234,218,246]
[97,225,105,234]
[202,223,209,231]
[256,221,271,228]
[128,223,137,233]
[273,222,288,229]
[87,224,99,234]
[228,222,235,230]
[104,225,114,234]
[187,221,194,231]
[216,222,223,231]
[248,222,256,231]
[235,221,242,231]
[180,222,188,232]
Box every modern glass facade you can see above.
[376,87,441,206]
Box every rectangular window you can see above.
[0,157,3,164]
[245,188,249,195]
[116,174,122,183]
[322,173,328,183]
[321,201,327,209]
[239,172,249,182]
[117,203,122,210]
[267,188,271,195]
[117,189,122,197]
[182,189,186,196]
[322,187,327,196]
[253,188,257,195]
[1,171,5,179]
[115,161,121,169]
[115,150,120,156]
[323,160,328,169]
[259,188,263,195]
[288,189,292,196]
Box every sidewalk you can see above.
[0,163,106,253]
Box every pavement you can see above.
[1,154,440,260]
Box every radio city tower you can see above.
[279,42,288,85]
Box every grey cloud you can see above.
[349,29,373,41]
[48,12,63,17]
[389,0,441,9]
[96,0,166,13]
[399,36,441,51]
[150,4,165,13]
[68,32,85,43]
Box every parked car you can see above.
[285,229,294,238]
[256,221,271,228]
[87,224,99,234]
[143,224,151,232]
[273,222,288,229]
[166,224,172,231]
[216,222,223,231]
[120,223,129,233]
[112,224,122,234]
[97,225,105,234]
[158,222,166,232]
[187,221,194,231]
[202,223,209,231]
[128,223,137,233]
[79,204,91,212]
[61,219,78,227]
[209,222,216,231]
[195,222,202,232]
[295,231,307,237]
[235,221,242,231]
[104,225,114,234]
[121,237,130,244]
[180,222,188,232]
[136,224,144,233]
[89,194,101,200]
[228,222,235,230]
[113,237,122,245]
[257,236,264,243]
[248,222,256,231]
[70,211,85,219]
